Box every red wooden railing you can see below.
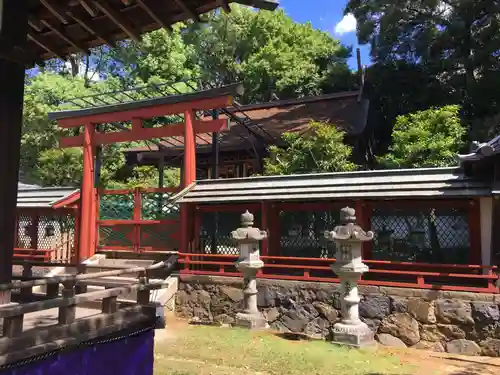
[178,253,499,294]
[97,187,181,253]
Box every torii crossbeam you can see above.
[48,83,244,261]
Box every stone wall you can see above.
[175,275,500,357]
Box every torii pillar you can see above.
[180,110,196,254]
[0,1,28,303]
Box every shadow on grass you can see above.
[274,332,316,341]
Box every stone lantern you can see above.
[231,210,268,329]
[324,206,375,347]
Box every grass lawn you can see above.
[154,324,416,375]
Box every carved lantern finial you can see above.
[241,210,254,227]
[340,206,356,224]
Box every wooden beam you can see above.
[40,0,69,24]
[93,1,141,42]
[136,0,172,31]
[57,95,234,127]
[67,10,115,47]
[59,119,230,147]
[173,0,201,23]
[28,32,65,61]
[78,0,98,17]
[27,18,42,32]
[40,19,87,54]
[0,0,28,303]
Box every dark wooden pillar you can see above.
[0,1,28,302]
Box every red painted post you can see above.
[181,110,197,254]
[270,203,281,256]
[79,123,96,261]
[183,110,196,186]
[356,200,372,259]
[261,202,269,256]
[133,188,142,252]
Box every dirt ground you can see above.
[386,348,500,375]
[156,317,500,375]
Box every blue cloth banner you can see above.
[1,328,155,375]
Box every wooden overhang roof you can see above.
[126,90,370,155]
[9,0,278,64]
[173,167,491,203]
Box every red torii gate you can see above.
[48,84,243,262]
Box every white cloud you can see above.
[334,13,357,35]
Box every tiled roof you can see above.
[174,167,490,204]
[17,186,79,208]
[457,134,500,163]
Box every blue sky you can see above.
[278,0,371,70]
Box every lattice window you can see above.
[16,213,75,262]
[279,209,339,258]
[141,192,179,220]
[100,193,134,220]
[99,225,134,248]
[17,213,35,249]
[370,205,470,264]
[199,210,261,255]
[140,223,180,251]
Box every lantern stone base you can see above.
[234,312,268,330]
[331,322,376,348]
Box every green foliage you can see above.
[377,105,465,169]
[21,8,358,187]
[263,122,358,175]
[22,73,89,181]
[22,73,129,187]
[106,166,180,189]
[185,6,354,101]
[108,5,355,102]
[346,0,500,139]
[33,148,83,186]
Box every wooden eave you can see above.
[4,0,279,64]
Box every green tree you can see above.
[22,73,97,184]
[263,122,358,175]
[346,0,500,136]
[363,61,457,157]
[106,6,355,103]
[377,105,465,169]
[23,73,137,187]
[106,166,180,189]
